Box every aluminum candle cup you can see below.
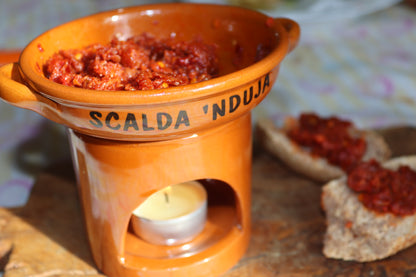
[131,181,208,245]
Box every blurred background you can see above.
[0,0,409,49]
[0,0,415,208]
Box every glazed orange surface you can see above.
[43,33,219,91]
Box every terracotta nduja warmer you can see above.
[0,3,299,277]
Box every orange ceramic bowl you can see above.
[0,3,299,141]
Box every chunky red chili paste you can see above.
[43,33,219,91]
[348,159,416,216]
[287,113,366,172]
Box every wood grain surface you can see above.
[1,126,416,277]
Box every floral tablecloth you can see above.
[0,0,415,209]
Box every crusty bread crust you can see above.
[322,156,416,262]
[255,118,391,182]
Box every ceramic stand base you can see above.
[68,114,253,277]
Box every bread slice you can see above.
[322,156,416,262]
[255,118,391,182]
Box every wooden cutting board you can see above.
[1,126,416,277]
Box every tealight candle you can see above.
[131,181,207,246]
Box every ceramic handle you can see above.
[275,18,300,53]
[0,63,62,123]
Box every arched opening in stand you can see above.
[123,178,241,262]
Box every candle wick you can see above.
[164,192,169,203]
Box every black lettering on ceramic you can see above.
[175,110,190,128]
[212,99,226,120]
[262,73,270,93]
[203,105,209,114]
[210,73,271,121]
[123,113,139,131]
[157,112,172,130]
[229,94,240,113]
[106,112,121,130]
[89,111,103,128]
[89,110,190,132]
[142,114,155,131]
[254,79,262,98]
[243,87,253,105]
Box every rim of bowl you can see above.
[19,3,290,107]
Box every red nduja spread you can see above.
[43,33,219,91]
[348,159,416,216]
[287,113,366,172]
